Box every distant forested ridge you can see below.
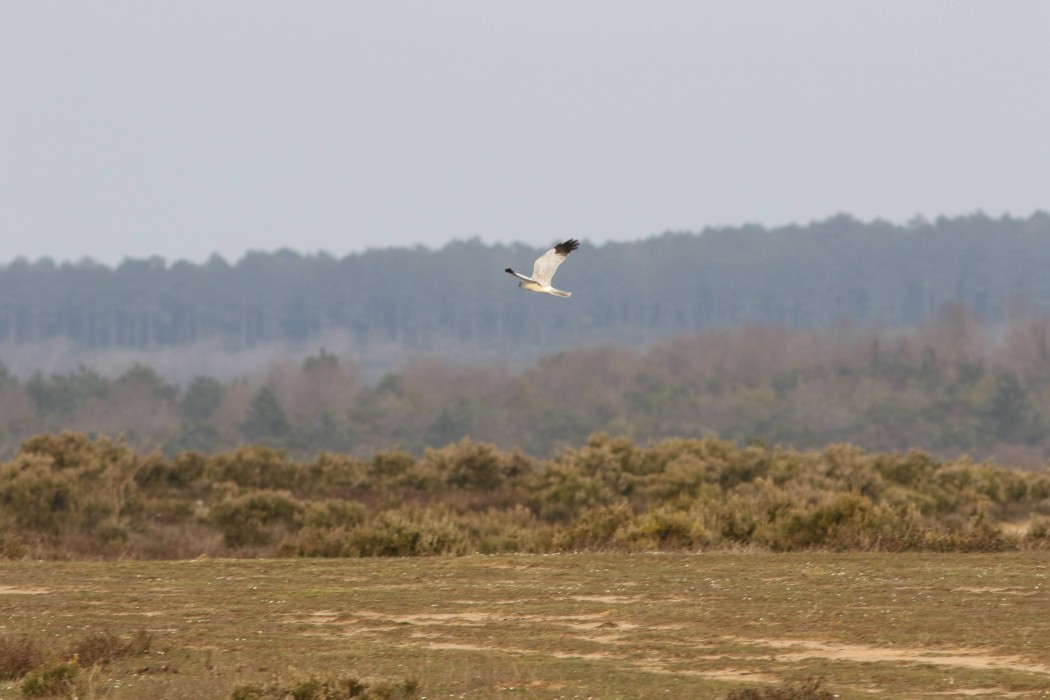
[4,212,1050,356]
[4,309,1050,465]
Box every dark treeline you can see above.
[4,304,1050,466]
[4,212,1050,360]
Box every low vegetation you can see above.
[2,554,1048,698]
[0,628,150,698]
[724,677,834,700]
[1,431,1048,560]
[229,677,420,700]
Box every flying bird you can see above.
[505,239,580,298]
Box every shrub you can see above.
[18,432,130,472]
[283,504,548,558]
[210,490,304,548]
[0,532,28,559]
[0,455,77,534]
[280,502,369,557]
[647,453,719,501]
[1020,516,1050,550]
[422,439,521,490]
[288,501,550,558]
[136,451,207,494]
[302,499,369,530]
[0,635,44,681]
[724,676,834,700]
[369,451,417,484]
[526,463,619,522]
[311,452,371,491]
[466,505,548,554]
[229,676,420,700]
[340,507,469,557]
[718,444,772,489]
[552,501,635,551]
[615,504,712,551]
[763,493,917,552]
[20,660,79,698]
[206,446,299,491]
[68,629,151,666]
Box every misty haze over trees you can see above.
[3,212,1050,381]
[3,212,1050,464]
[5,211,1050,567]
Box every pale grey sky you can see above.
[2,2,1048,266]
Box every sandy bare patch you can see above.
[426,642,781,688]
[453,598,530,606]
[569,594,634,603]
[565,620,634,631]
[0,585,49,595]
[736,637,1050,676]
[350,609,614,627]
[411,640,778,684]
[931,690,1030,698]
[1001,520,1032,536]
[950,586,1036,596]
[426,641,617,661]
[481,562,557,572]
[574,633,626,646]
[637,663,778,684]
[357,611,501,626]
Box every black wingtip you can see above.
[555,239,580,255]
[504,267,514,274]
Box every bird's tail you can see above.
[549,288,571,298]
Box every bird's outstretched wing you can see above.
[531,239,579,286]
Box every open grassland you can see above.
[2,553,1049,699]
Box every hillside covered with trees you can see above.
[3,304,1050,466]
[4,214,1050,563]
[3,212,1050,378]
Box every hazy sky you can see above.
[3,2,1049,266]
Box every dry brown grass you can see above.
[1,553,1049,699]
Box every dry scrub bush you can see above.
[552,502,636,551]
[20,660,80,698]
[205,445,299,491]
[0,454,76,534]
[5,628,151,699]
[5,431,1050,557]
[68,629,151,667]
[282,504,546,557]
[614,503,714,551]
[2,432,152,555]
[0,531,28,559]
[311,452,371,491]
[0,635,44,680]
[762,493,921,552]
[1024,516,1050,549]
[209,490,304,548]
[421,438,530,490]
[724,675,834,700]
[307,506,470,557]
[230,675,420,700]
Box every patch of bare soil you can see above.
[0,585,49,595]
[423,640,779,684]
[280,603,1048,695]
[569,594,634,604]
[735,637,1050,676]
[949,586,1036,596]
[930,690,1030,698]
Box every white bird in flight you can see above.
[505,239,580,298]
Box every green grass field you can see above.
[2,553,1049,699]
